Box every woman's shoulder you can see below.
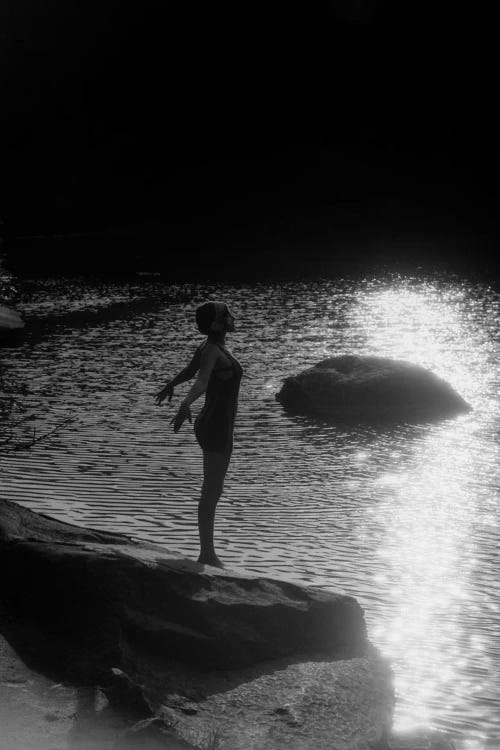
[199,341,235,368]
[197,340,213,354]
[198,341,220,359]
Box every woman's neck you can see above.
[208,332,226,345]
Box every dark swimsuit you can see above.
[194,343,243,454]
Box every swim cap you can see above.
[195,301,229,334]
[212,301,228,323]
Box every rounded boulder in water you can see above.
[276,354,471,424]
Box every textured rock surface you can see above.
[114,716,193,749]
[0,498,368,682]
[120,645,394,750]
[276,355,471,423]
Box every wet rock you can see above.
[120,646,394,750]
[276,355,471,423]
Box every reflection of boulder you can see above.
[0,498,394,749]
[276,355,471,423]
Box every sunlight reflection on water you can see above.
[353,279,500,746]
[1,272,500,748]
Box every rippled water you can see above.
[1,273,499,747]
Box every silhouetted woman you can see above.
[155,302,242,568]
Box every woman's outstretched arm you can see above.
[171,345,218,432]
[155,346,203,405]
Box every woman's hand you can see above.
[155,382,174,405]
[171,402,192,433]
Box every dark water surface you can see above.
[1,273,499,748]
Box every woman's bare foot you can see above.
[197,554,224,569]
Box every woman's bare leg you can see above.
[198,450,231,567]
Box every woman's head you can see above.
[196,301,235,336]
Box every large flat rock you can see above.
[0,498,395,748]
[276,355,471,423]
[0,499,367,679]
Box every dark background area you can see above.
[1,2,498,278]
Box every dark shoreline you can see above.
[4,230,500,287]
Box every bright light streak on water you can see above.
[1,272,500,748]
[350,278,500,746]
